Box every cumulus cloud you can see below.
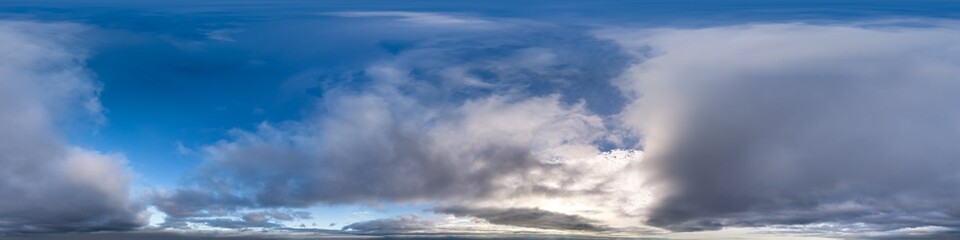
[436,207,609,232]
[169,91,606,207]
[154,32,636,226]
[0,21,145,232]
[601,23,960,233]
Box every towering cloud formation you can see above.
[0,21,144,232]
[604,23,960,233]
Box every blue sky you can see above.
[3,1,960,239]
[12,0,954,188]
[4,0,953,186]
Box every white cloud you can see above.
[0,20,144,232]
[600,22,960,233]
[175,141,193,155]
[326,11,494,27]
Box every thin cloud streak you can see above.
[325,11,494,27]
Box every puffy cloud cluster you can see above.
[0,21,144,232]
[153,28,644,232]
[602,23,960,233]
[160,72,613,208]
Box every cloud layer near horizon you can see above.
[0,21,145,232]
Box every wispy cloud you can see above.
[325,11,495,28]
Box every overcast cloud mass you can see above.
[606,24,960,234]
[3,1,960,239]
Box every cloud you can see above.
[436,207,609,232]
[341,215,435,233]
[174,91,606,205]
[152,188,251,219]
[199,218,279,230]
[0,230,634,240]
[0,21,145,232]
[601,22,960,233]
[152,15,960,238]
[155,201,311,230]
[325,11,494,27]
[174,141,193,155]
[196,212,287,229]
[154,31,637,227]
[203,29,243,42]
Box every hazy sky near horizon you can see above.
[2,1,960,239]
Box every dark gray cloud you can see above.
[152,188,253,219]
[200,212,282,229]
[0,233,275,240]
[341,215,435,233]
[0,21,145,233]
[436,207,609,232]
[603,23,960,233]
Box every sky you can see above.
[2,0,960,239]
